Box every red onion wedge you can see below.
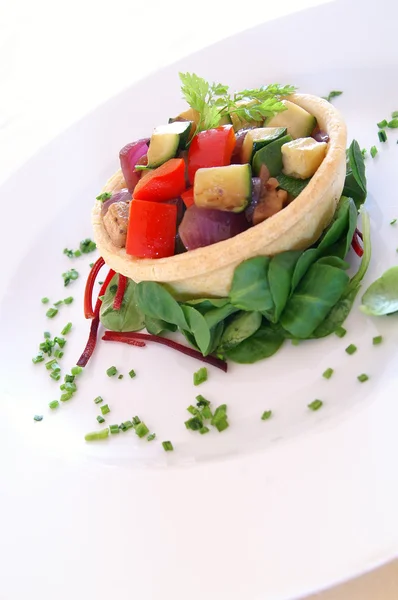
[119,139,149,192]
[101,189,131,216]
[179,205,249,250]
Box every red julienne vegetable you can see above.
[133,158,186,202]
[187,125,236,184]
[181,187,194,208]
[113,274,127,310]
[84,257,105,319]
[351,229,364,257]
[126,200,177,258]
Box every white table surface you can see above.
[1,0,397,597]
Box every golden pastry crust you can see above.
[92,94,347,297]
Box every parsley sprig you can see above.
[179,72,296,135]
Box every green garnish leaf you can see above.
[46,308,58,319]
[96,416,105,424]
[322,90,343,102]
[96,192,112,202]
[378,130,387,143]
[377,119,388,128]
[390,219,397,225]
[61,322,72,335]
[32,354,45,364]
[128,369,136,378]
[360,266,398,316]
[62,268,79,287]
[392,111,398,118]
[100,404,110,415]
[71,366,83,376]
[80,238,97,254]
[308,399,323,411]
[322,368,334,380]
[48,400,59,409]
[162,441,174,451]
[132,416,141,426]
[193,367,208,386]
[63,248,74,258]
[373,335,383,345]
[106,366,117,377]
[85,428,109,441]
[64,296,74,304]
[147,433,156,441]
[41,297,50,304]
[135,422,150,438]
[357,373,369,383]
[388,119,398,128]
[261,410,272,420]
[185,416,203,431]
[345,344,357,355]
[109,424,120,434]
[370,146,378,158]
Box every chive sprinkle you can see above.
[109,424,120,434]
[61,322,72,336]
[62,268,79,286]
[388,119,398,128]
[89,262,94,268]
[199,426,210,434]
[48,400,59,409]
[357,373,369,383]
[74,249,82,258]
[132,416,141,426]
[128,369,136,378]
[211,404,229,432]
[96,192,112,202]
[335,326,347,338]
[54,349,64,359]
[322,368,334,380]
[193,367,208,386]
[308,399,323,411]
[100,404,110,415]
[32,354,45,364]
[45,358,58,370]
[106,366,117,377]
[54,336,66,348]
[147,433,156,441]
[261,410,272,420]
[345,344,357,355]
[41,297,50,304]
[33,415,43,421]
[121,420,133,431]
[185,416,203,431]
[94,396,103,404]
[392,111,398,118]
[80,238,97,254]
[71,366,83,376]
[46,308,58,319]
[53,300,63,307]
[378,130,387,143]
[63,248,74,258]
[65,374,75,383]
[85,428,109,441]
[162,441,174,451]
[135,422,149,438]
[118,374,124,380]
[377,119,388,128]
[64,296,74,305]
[370,146,378,158]
[44,331,51,338]
[96,415,105,424]
[390,219,397,225]
[60,392,72,402]
[373,335,383,345]
[50,371,61,381]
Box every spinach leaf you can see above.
[317,197,350,252]
[203,303,239,329]
[280,262,350,338]
[185,298,229,311]
[276,173,311,197]
[181,305,211,355]
[100,275,145,332]
[136,281,189,330]
[342,140,367,209]
[291,248,319,292]
[316,256,350,269]
[217,311,262,355]
[360,266,398,316]
[229,256,274,312]
[207,321,225,356]
[266,251,301,322]
[145,316,177,335]
[225,323,285,364]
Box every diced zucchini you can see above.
[252,135,293,177]
[169,107,200,126]
[230,99,263,131]
[276,173,311,197]
[194,164,252,213]
[267,101,316,139]
[241,127,287,164]
[147,121,193,168]
[281,138,327,179]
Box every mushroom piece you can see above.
[102,201,130,248]
[252,178,288,225]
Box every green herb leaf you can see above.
[276,174,311,197]
[100,274,145,332]
[370,146,378,158]
[193,367,208,386]
[96,192,112,202]
[308,399,323,411]
[229,256,274,312]
[357,373,369,382]
[226,323,284,364]
[322,90,343,102]
[360,265,398,315]
[217,311,262,355]
[261,410,272,420]
[342,140,367,209]
[136,281,189,331]
[162,441,174,451]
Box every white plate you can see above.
[2,2,398,598]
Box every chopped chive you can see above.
[33,415,43,421]
[45,358,58,370]
[80,238,97,254]
[89,262,94,268]
[390,218,397,225]
[135,422,149,438]
[54,300,63,307]
[96,415,105,424]
[196,395,210,407]
[119,423,128,432]
[85,428,109,441]
[147,433,156,441]
[214,418,229,432]
[106,366,117,377]
[345,343,357,355]
[48,400,59,409]
[392,111,398,118]
[32,354,45,364]
[101,404,110,415]
[128,369,136,378]
[308,399,323,411]
[61,322,72,335]
[63,248,74,258]
[323,90,343,102]
[322,368,334,380]
[73,249,82,258]
[132,416,141,426]
[201,405,213,419]
[54,336,66,348]
[118,374,124,380]
[335,326,347,338]
[193,367,208,386]
[54,349,64,359]
[65,374,75,383]
[44,331,51,338]
[41,297,50,304]
[187,405,201,416]
[211,404,229,432]
[261,410,272,420]
[378,129,387,143]
[64,296,74,305]
[71,366,83,376]
[96,192,112,202]
[377,119,388,128]
[361,148,367,158]
[60,392,73,402]
[162,441,174,451]
[388,119,398,128]
[185,416,203,431]
[94,396,103,404]
[64,382,77,393]
[60,384,66,390]
[199,426,210,435]
[373,335,383,345]
[357,373,369,382]
[62,268,79,286]
[109,424,120,434]
[98,281,103,285]
[121,420,133,431]
[46,308,58,319]
[370,145,378,158]
[50,371,61,381]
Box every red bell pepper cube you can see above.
[126,200,177,258]
[187,125,236,184]
[181,187,195,208]
[133,158,186,202]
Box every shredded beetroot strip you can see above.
[355,227,363,241]
[102,331,228,373]
[113,274,127,310]
[84,257,105,319]
[351,230,364,257]
[77,269,116,367]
